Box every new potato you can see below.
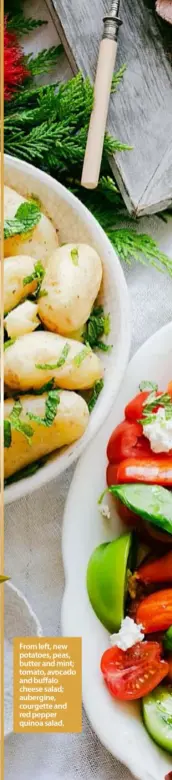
[4,255,40,314]
[38,243,102,335]
[4,186,58,260]
[4,331,103,392]
[4,301,39,338]
[4,392,89,478]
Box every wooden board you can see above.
[46,0,172,216]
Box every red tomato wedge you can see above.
[116,457,172,486]
[136,590,172,633]
[100,642,168,701]
[125,390,161,422]
[107,420,150,464]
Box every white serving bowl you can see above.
[4,155,130,504]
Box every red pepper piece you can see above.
[116,457,172,486]
[107,420,150,464]
[136,589,172,633]
[136,551,172,585]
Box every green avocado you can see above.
[142,685,172,754]
[86,532,132,633]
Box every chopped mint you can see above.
[71,247,79,265]
[36,343,70,370]
[4,201,41,240]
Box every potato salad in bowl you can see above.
[3,155,130,503]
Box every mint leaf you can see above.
[4,420,11,448]
[36,343,70,370]
[34,379,55,395]
[87,379,104,412]
[71,247,79,265]
[83,306,111,351]
[44,390,60,426]
[4,201,41,240]
[6,400,34,445]
[73,343,91,367]
[4,457,47,486]
[4,338,16,351]
[27,389,60,427]
[139,380,158,392]
[23,260,45,287]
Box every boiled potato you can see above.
[4,331,103,392]
[4,255,40,314]
[4,186,58,260]
[38,243,102,335]
[4,392,89,478]
[4,301,39,338]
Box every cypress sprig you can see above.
[6,14,47,35]
[25,45,64,77]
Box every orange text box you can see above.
[13,637,82,733]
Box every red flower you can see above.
[4,18,30,100]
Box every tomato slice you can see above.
[100,642,169,701]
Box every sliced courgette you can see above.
[110,484,172,536]
[142,685,172,754]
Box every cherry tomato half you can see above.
[100,642,168,701]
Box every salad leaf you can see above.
[4,201,41,240]
[36,343,70,370]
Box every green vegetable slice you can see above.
[110,484,172,536]
[142,686,172,754]
[87,532,132,632]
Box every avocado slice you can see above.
[86,532,132,633]
[110,484,172,536]
[142,685,172,754]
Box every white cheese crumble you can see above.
[143,407,172,453]
[110,616,144,651]
[99,504,111,520]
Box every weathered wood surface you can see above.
[47,0,172,216]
